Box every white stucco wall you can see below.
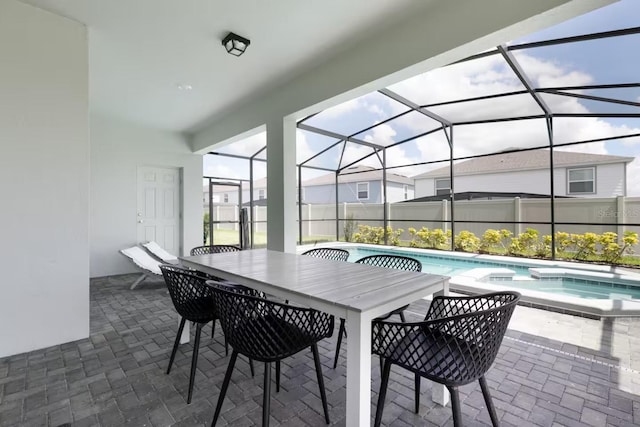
[90,114,203,277]
[0,1,89,358]
[415,164,627,198]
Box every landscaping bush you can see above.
[454,230,480,253]
[352,225,403,246]
[408,227,450,249]
[479,229,512,253]
[352,223,639,266]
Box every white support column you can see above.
[442,199,448,232]
[617,195,626,242]
[266,116,297,253]
[514,197,522,235]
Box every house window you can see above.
[435,178,451,196]
[223,193,229,203]
[357,182,369,200]
[258,189,265,200]
[568,167,595,194]
[403,185,409,200]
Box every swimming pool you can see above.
[341,245,640,303]
[486,277,640,300]
[346,246,532,277]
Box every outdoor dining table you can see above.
[180,248,450,426]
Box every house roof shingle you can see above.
[413,150,634,179]
[303,166,413,186]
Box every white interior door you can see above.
[137,166,181,256]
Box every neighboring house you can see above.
[204,177,268,206]
[302,166,414,204]
[413,151,633,198]
[205,166,414,206]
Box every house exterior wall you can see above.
[415,164,626,198]
[387,182,414,202]
[302,181,413,204]
[0,0,89,358]
[90,114,203,277]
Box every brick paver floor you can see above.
[1,274,639,426]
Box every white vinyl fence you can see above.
[207,196,640,242]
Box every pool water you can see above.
[346,247,531,276]
[487,278,640,300]
[345,247,640,300]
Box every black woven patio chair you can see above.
[190,244,241,256]
[160,265,255,404]
[333,254,421,369]
[301,247,350,262]
[372,292,520,427]
[160,264,218,404]
[208,282,334,427]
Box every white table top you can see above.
[179,249,449,319]
[180,248,451,426]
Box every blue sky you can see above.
[205,0,640,193]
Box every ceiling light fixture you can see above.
[222,32,250,57]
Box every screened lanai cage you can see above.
[203,1,640,265]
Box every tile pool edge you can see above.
[301,243,640,318]
[450,273,640,318]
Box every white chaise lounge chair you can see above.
[120,246,163,289]
[142,241,178,264]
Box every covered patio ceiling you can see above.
[206,1,640,186]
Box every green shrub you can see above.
[599,231,639,263]
[352,225,403,246]
[454,230,480,253]
[571,232,598,260]
[408,227,450,249]
[479,229,512,253]
[343,214,356,242]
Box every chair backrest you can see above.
[190,245,241,256]
[209,283,333,362]
[355,254,421,272]
[301,248,349,262]
[160,264,215,322]
[120,246,162,275]
[373,292,520,386]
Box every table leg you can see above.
[179,320,190,344]
[432,281,450,406]
[345,311,371,427]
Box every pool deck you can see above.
[1,275,639,426]
[304,243,640,318]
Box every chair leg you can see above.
[211,351,238,427]
[275,360,281,393]
[167,317,186,374]
[447,386,462,427]
[479,376,499,427]
[263,362,272,427]
[374,359,392,427]
[211,318,216,339]
[399,311,406,322]
[414,373,420,414]
[187,323,204,404]
[249,358,255,377]
[130,273,147,290]
[333,318,345,369]
[311,344,330,424]
[224,334,229,356]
